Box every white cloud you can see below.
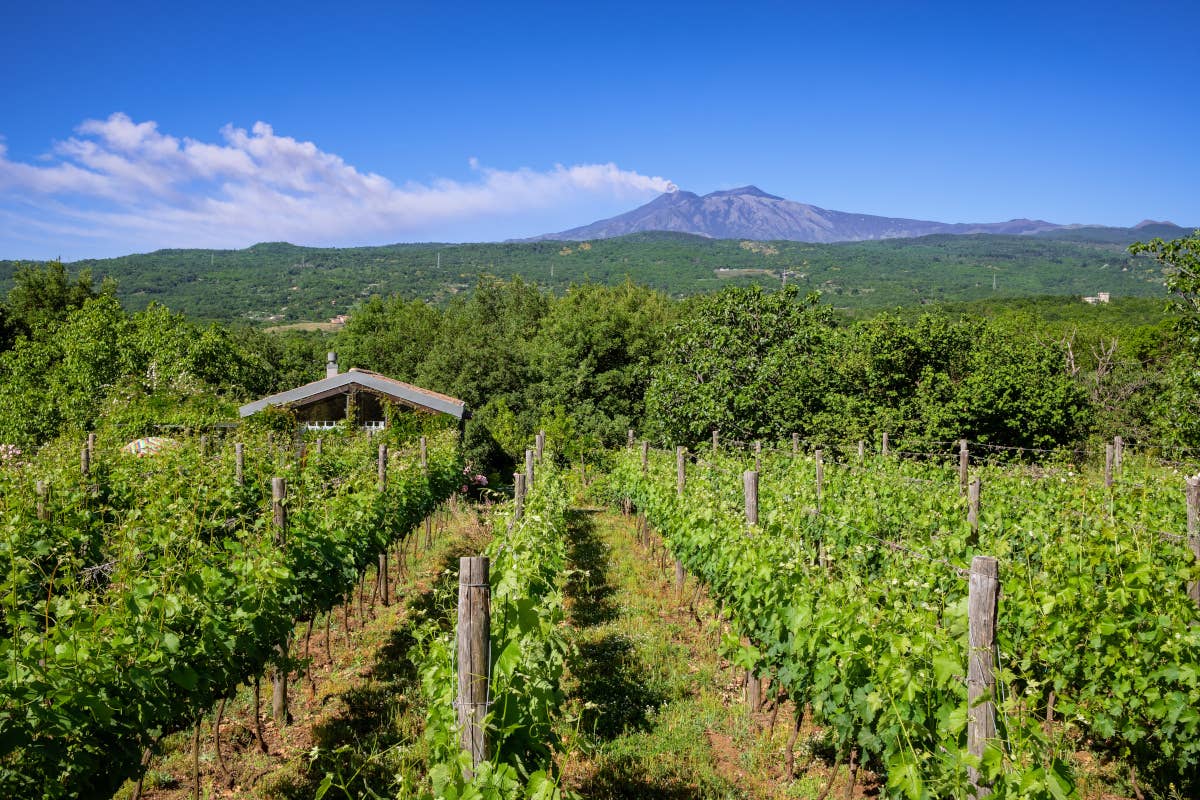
[0,113,676,254]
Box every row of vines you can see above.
[611,442,1200,798]
[0,428,462,798]
[414,454,571,800]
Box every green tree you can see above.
[1130,231,1200,334]
[418,277,548,474]
[1130,231,1200,445]
[335,295,442,380]
[6,260,114,335]
[530,281,674,446]
[644,286,836,445]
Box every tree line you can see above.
[0,232,1196,481]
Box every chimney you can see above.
[326,351,339,378]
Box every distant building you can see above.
[1082,292,1111,305]
[238,352,467,431]
[329,314,350,325]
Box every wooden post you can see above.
[628,429,635,450]
[316,437,323,455]
[968,478,982,545]
[419,436,428,471]
[882,432,889,457]
[1187,475,1199,606]
[1114,435,1123,474]
[792,432,800,458]
[640,441,649,474]
[754,440,761,472]
[743,470,761,713]
[536,430,545,462]
[967,556,999,797]
[378,444,389,606]
[272,478,287,541]
[35,481,48,521]
[815,449,824,509]
[271,477,289,727]
[960,440,970,496]
[712,429,719,453]
[857,440,865,461]
[87,432,96,464]
[513,473,525,522]
[675,447,686,594]
[525,448,535,490]
[457,556,491,777]
[80,445,90,477]
[235,442,245,487]
[377,444,388,491]
[743,470,758,527]
[1105,444,1114,488]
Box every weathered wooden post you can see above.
[881,432,890,457]
[316,436,323,455]
[743,469,760,714]
[81,444,90,478]
[1105,444,1114,488]
[36,480,48,521]
[675,447,686,594]
[1114,435,1123,474]
[418,436,431,549]
[792,432,800,458]
[754,440,762,472]
[235,442,245,487]
[1187,475,1199,606]
[960,439,970,496]
[712,429,719,453]
[968,478,982,545]
[457,556,491,777]
[199,434,208,458]
[378,444,389,606]
[525,448,535,491]
[815,449,824,509]
[87,432,96,464]
[271,477,289,727]
[857,440,865,461]
[513,472,525,522]
[536,430,545,462]
[628,429,635,450]
[968,556,999,797]
[743,470,758,527]
[637,443,649,547]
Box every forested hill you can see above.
[0,231,1172,324]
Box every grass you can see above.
[113,500,489,800]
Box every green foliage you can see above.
[5,260,113,335]
[612,445,1200,797]
[416,456,570,800]
[1130,231,1200,336]
[529,281,674,447]
[0,232,1169,325]
[0,429,462,798]
[337,294,441,381]
[644,285,836,444]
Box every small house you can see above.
[238,352,467,430]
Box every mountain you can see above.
[534,186,1077,242]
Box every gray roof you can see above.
[239,369,467,419]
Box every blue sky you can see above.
[2,0,1197,259]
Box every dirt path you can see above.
[555,509,816,800]
[117,503,490,800]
